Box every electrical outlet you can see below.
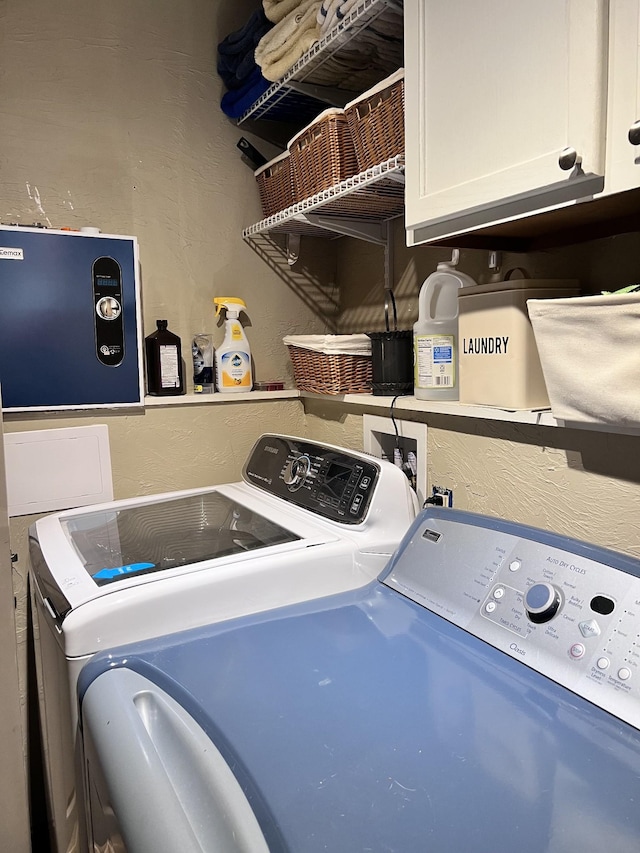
[431,486,454,507]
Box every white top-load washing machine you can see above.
[28,433,418,853]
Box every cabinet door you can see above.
[405,0,608,245]
[605,0,640,194]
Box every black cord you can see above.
[390,394,417,492]
[390,394,401,451]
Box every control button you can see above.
[485,601,497,613]
[579,619,601,639]
[360,476,371,490]
[493,587,505,600]
[525,582,562,624]
[618,667,632,682]
[350,494,363,515]
[509,560,521,572]
[596,657,610,671]
[570,643,585,659]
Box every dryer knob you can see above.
[525,582,562,624]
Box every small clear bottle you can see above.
[192,333,215,394]
[145,320,185,396]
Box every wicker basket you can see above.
[287,108,359,201]
[254,151,296,218]
[286,344,372,395]
[344,69,405,172]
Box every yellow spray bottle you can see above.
[213,297,253,392]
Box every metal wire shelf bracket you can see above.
[302,215,388,244]
[239,0,403,124]
[243,156,405,243]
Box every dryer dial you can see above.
[525,582,562,624]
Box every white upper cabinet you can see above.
[605,0,640,195]
[404,0,609,246]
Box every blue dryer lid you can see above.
[81,581,640,853]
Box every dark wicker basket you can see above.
[288,109,359,201]
[255,151,296,218]
[286,344,372,395]
[345,70,405,172]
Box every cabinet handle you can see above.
[558,147,581,171]
[628,121,640,146]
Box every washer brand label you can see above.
[0,246,24,260]
[463,336,509,355]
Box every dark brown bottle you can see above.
[145,320,185,396]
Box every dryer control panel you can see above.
[243,435,380,524]
[382,510,640,730]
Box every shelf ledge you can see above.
[143,388,639,434]
[299,392,640,435]
[144,390,299,407]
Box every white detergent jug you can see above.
[413,250,476,401]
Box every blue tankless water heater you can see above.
[0,225,143,411]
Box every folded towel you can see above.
[217,8,274,91]
[255,0,321,81]
[217,49,261,89]
[316,0,340,28]
[220,68,272,119]
[218,8,272,56]
[320,0,359,36]
[263,0,307,24]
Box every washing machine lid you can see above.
[30,482,343,619]
[60,490,299,586]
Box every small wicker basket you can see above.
[287,108,359,201]
[286,343,372,395]
[254,151,296,218]
[344,69,405,172]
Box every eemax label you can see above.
[0,246,24,260]
[463,336,509,355]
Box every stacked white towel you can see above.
[308,4,403,90]
[316,0,360,36]
[256,0,322,81]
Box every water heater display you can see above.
[93,256,124,367]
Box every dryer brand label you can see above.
[463,336,509,355]
[0,246,24,260]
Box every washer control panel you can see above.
[243,435,380,524]
[383,512,640,730]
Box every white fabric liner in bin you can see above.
[343,67,405,112]
[283,334,371,356]
[527,293,640,425]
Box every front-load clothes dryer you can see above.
[28,433,418,853]
[78,508,640,853]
